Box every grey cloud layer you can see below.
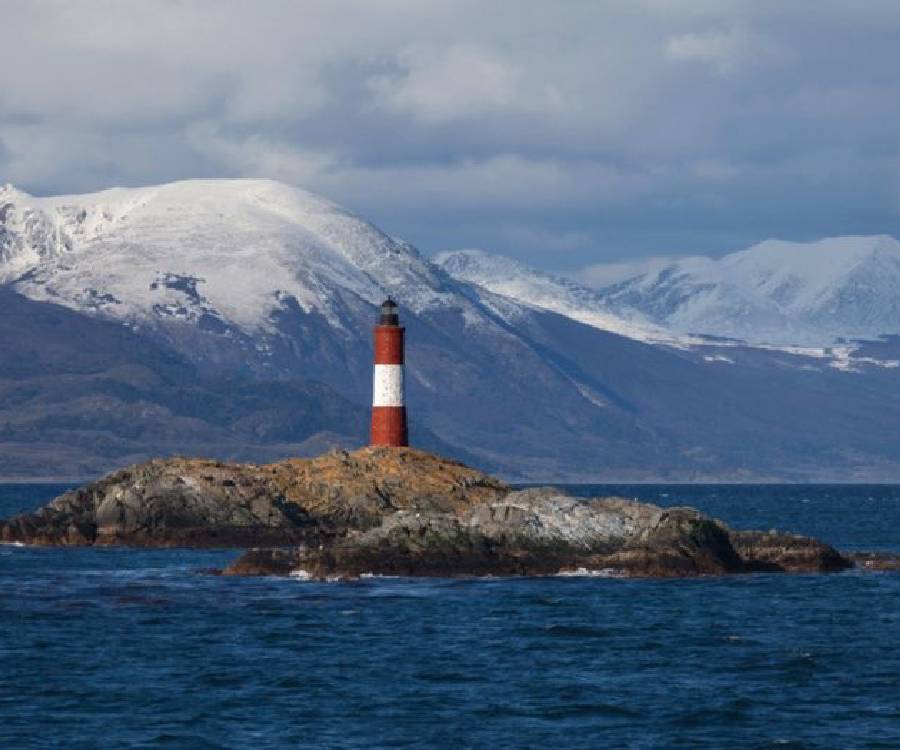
[2,0,900,269]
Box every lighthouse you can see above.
[370,298,408,447]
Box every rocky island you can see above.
[1,447,893,579]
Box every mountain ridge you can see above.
[2,179,900,480]
[438,236,900,349]
[586,235,900,347]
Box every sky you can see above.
[2,0,900,275]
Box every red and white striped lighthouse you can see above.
[370,298,408,447]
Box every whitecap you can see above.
[556,566,621,578]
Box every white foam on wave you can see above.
[556,566,622,578]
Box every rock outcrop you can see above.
[0,448,507,547]
[0,447,865,579]
[223,488,840,580]
[847,551,900,571]
[730,530,851,573]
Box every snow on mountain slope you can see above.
[4,180,900,479]
[434,249,686,346]
[0,179,468,335]
[590,235,900,346]
[11,179,894,355]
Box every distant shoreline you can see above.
[0,478,89,485]
[513,479,900,486]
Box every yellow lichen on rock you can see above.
[268,447,508,516]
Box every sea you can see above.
[1,483,899,750]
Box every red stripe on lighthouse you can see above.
[370,300,408,447]
[371,404,407,446]
[373,326,404,365]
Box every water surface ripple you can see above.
[2,484,899,749]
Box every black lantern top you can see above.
[379,298,399,326]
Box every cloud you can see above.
[368,44,561,123]
[664,26,789,77]
[500,225,592,253]
[665,30,741,73]
[691,160,741,180]
[1,1,900,270]
[186,125,337,185]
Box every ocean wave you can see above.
[555,566,622,578]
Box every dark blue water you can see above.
[2,484,899,749]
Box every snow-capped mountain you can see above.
[3,179,900,481]
[589,235,900,347]
[4,178,671,476]
[438,237,900,349]
[0,179,527,394]
[434,249,681,346]
[0,179,462,335]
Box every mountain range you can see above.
[588,235,900,348]
[436,237,900,350]
[2,178,899,481]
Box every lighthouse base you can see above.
[370,406,408,447]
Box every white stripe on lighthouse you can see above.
[372,364,405,407]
